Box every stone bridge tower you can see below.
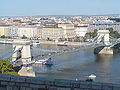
[94,30,113,54]
[97,29,110,45]
[12,39,35,77]
[12,39,31,64]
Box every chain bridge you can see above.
[0,30,120,68]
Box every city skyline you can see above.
[0,0,120,16]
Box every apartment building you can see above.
[17,26,40,39]
[9,26,18,38]
[41,27,64,40]
[75,26,88,37]
[58,23,76,39]
[0,23,76,41]
[0,25,11,36]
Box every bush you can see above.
[0,59,18,75]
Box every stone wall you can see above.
[0,74,120,90]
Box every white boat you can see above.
[85,74,96,82]
[32,41,40,46]
[57,41,67,46]
[0,40,13,44]
[35,58,53,65]
[88,74,96,79]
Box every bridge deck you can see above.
[32,43,105,61]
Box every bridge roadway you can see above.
[0,74,120,90]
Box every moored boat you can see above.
[35,58,53,65]
[0,40,13,44]
[32,41,40,46]
[57,41,67,46]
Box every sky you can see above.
[0,0,120,16]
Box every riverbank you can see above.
[0,38,86,46]
[39,40,86,46]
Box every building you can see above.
[35,27,42,39]
[58,23,76,39]
[0,23,76,41]
[75,26,88,37]
[41,27,64,41]
[17,26,40,39]
[0,26,19,38]
[42,22,58,28]
[9,26,18,38]
[88,23,120,33]
[0,25,11,37]
[40,23,76,41]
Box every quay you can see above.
[0,38,86,46]
[39,40,86,46]
[0,74,120,90]
[0,39,13,44]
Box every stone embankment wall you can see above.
[0,74,120,90]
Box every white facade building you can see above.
[58,23,76,39]
[41,27,64,40]
[17,26,39,39]
[75,26,88,37]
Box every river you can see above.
[0,44,120,84]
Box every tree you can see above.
[0,59,18,75]
[106,28,120,38]
[74,38,81,42]
[85,29,97,39]
[1,35,6,38]
[92,29,97,38]
[21,35,27,39]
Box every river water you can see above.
[0,44,120,84]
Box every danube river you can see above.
[0,44,120,84]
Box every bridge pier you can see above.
[18,66,35,77]
[99,47,113,54]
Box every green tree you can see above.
[1,35,6,38]
[92,29,97,38]
[106,28,120,38]
[74,38,81,42]
[85,29,97,39]
[21,35,27,39]
[0,59,18,75]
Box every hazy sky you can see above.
[0,0,120,16]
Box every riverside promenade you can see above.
[0,74,120,90]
